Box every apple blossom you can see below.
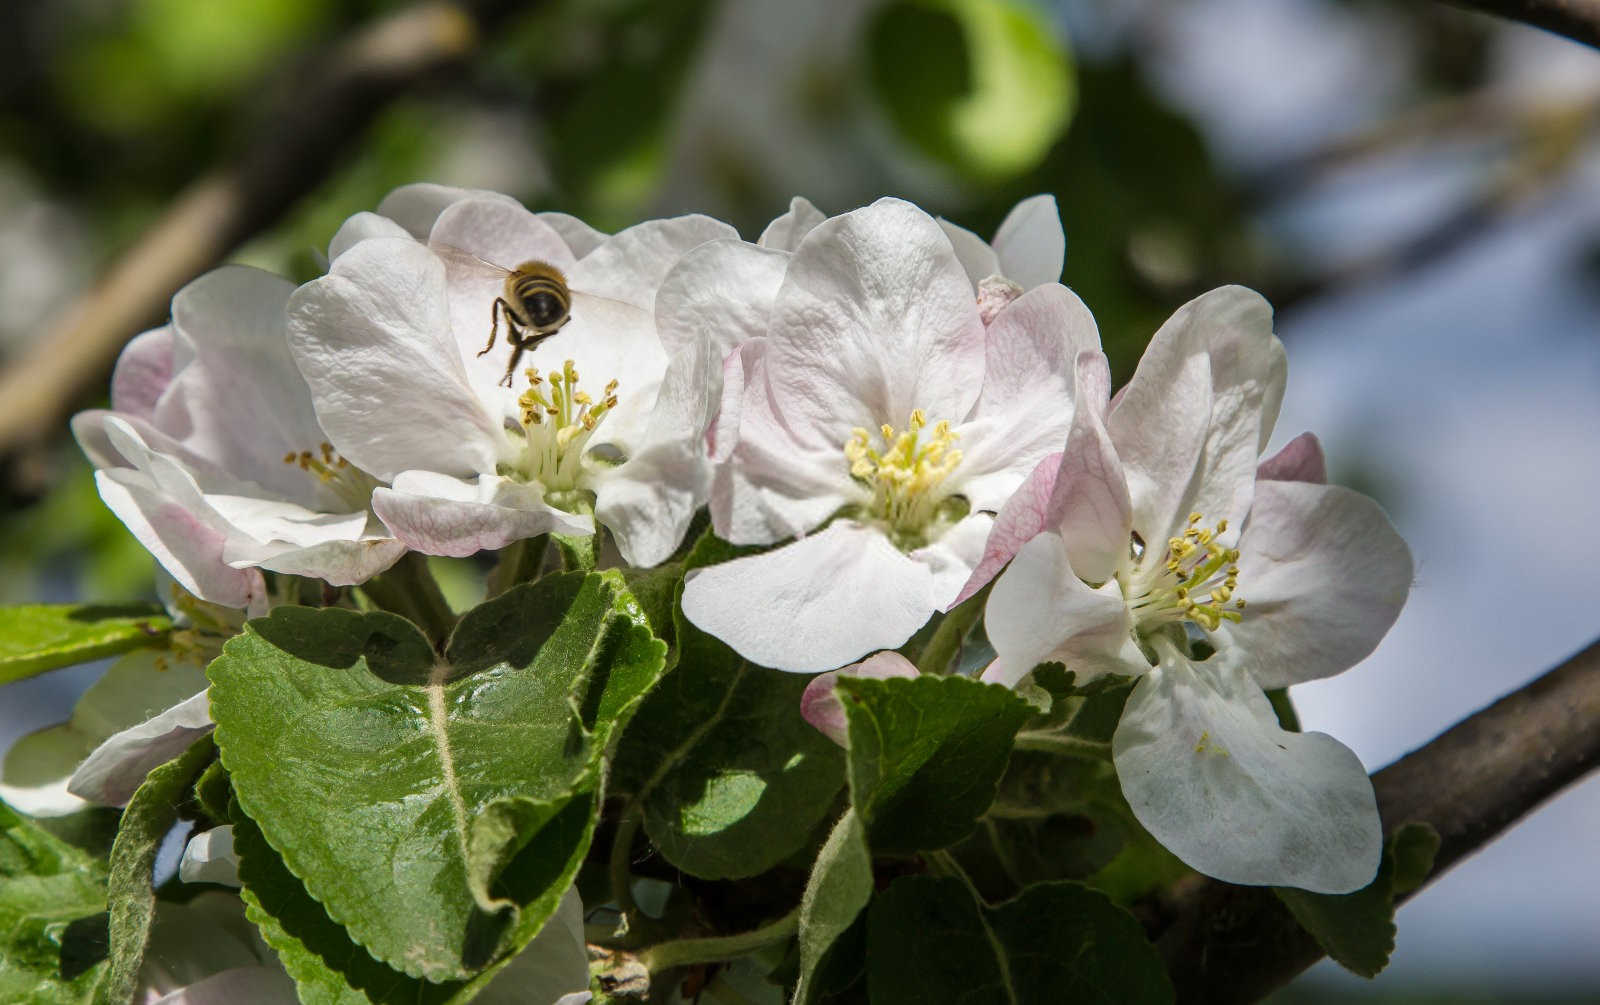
[678,197,1099,672]
[971,286,1411,893]
[800,650,921,744]
[72,265,405,611]
[287,184,736,567]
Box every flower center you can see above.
[844,409,966,548]
[282,442,380,510]
[1124,512,1247,634]
[504,359,618,494]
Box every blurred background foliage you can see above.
[0,0,1597,997]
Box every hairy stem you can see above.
[634,906,801,974]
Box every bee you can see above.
[478,260,573,387]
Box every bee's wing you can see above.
[430,242,513,282]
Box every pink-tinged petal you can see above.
[374,472,592,557]
[681,521,939,672]
[111,327,174,420]
[959,285,1099,511]
[328,210,411,263]
[73,409,126,470]
[656,239,788,363]
[375,182,518,240]
[767,198,985,449]
[68,690,213,807]
[538,211,608,257]
[1051,351,1133,586]
[936,217,1001,288]
[1113,657,1381,894]
[429,196,577,274]
[952,451,1061,606]
[709,340,763,463]
[249,536,407,587]
[758,196,827,252]
[178,826,239,887]
[1257,431,1327,484]
[287,238,502,480]
[802,651,920,745]
[1110,286,1286,544]
[981,533,1142,689]
[207,495,371,552]
[992,194,1065,290]
[94,469,265,611]
[568,214,738,310]
[976,276,1024,326]
[1213,481,1412,689]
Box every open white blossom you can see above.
[971,286,1411,894]
[72,266,405,610]
[286,184,736,566]
[678,197,1098,672]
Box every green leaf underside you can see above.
[1274,823,1441,978]
[612,532,845,880]
[100,737,215,1005]
[0,798,110,1004]
[793,809,872,1005]
[840,674,1030,855]
[0,605,172,685]
[867,877,1173,1004]
[209,571,666,983]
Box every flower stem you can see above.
[916,584,988,676]
[1011,731,1113,760]
[485,535,549,597]
[610,801,644,924]
[633,906,801,974]
[358,552,456,648]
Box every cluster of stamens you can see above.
[844,409,963,541]
[282,442,376,509]
[1127,512,1247,632]
[512,359,618,490]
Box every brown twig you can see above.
[1441,0,1600,49]
[1156,636,1600,1003]
[0,1,523,463]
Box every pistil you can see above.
[1126,512,1247,633]
[844,409,964,547]
[509,359,619,492]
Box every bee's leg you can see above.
[479,299,507,357]
[499,339,526,388]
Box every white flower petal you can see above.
[429,196,577,274]
[179,826,240,887]
[656,239,789,364]
[992,194,1065,290]
[981,532,1142,688]
[936,217,1001,288]
[592,440,704,568]
[68,690,213,807]
[952,450,1061,606]
[959,285,1099,511]
[681,521,938,672]
[247,536,408,587]
[111,327,174,421]
[758,196,827,252]
[375,182,518,240]
[567,214,738,309]
[1257,431,1327,484]
[373,472,592,557]
[801,651,920,746]
[1106,330,1213,546]
[328,211,411,263]
[915,512,994,611]
[538,211,608,257]
[1214,481,1412,689]
[1112,657,1382,894]
[287,238,502,480]
[766,198,985,446]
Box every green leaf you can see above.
[867,0,1076,181]
[100,737,214,1005]
[0,797,110,1003]
[0,605,171,685]
[839,674,1029,854]
[210,571,666,982]
[1274,823,1441,978]
[612,534,845,880]
[867,877,1173,1004]
[794,810,872,1005]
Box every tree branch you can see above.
[1440,0,1600,49]
[0,0,527,462]
[1157,636,1600,1003]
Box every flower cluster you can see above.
[72,184,1409,928]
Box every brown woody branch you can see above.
[1157,636,1600,1003]
[1441,0,1600,49]
[0,1,528,464]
